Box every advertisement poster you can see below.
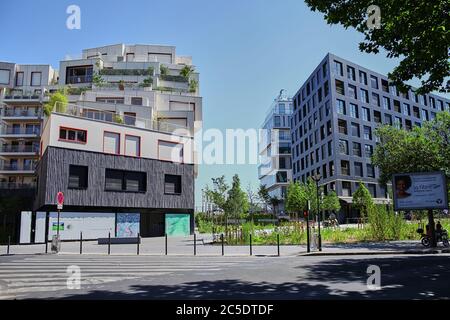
[392,172,449,210]
[116,213,140,238]
[52,222,64,231]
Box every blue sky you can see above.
[1,0,448,208]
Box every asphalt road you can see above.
[1,253,450,299]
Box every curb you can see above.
[299,249,450,256]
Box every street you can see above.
[1,253,450,299]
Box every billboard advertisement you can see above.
[392,172,449,211]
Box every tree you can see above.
[225,174,249,219]
[246,184,259,222]
[204,176,228,213]
[352,182,374,220]
[285,181,308,217]
[304,0,449,94]
[372,112,450,201]
[160,65,169,76]
[257,184,271,213]
[322,191,341,213]
[44,91,68,116]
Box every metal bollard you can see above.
[194,233,197,256]
[165,234,168,255]
[7,236,10,255]
[80,232,83,255]
[277,234,280,256]
[137,233,140,255]
[108,232,111,255]
[249,234,252,256]
[45,237,48,254]
[221,234,224,256]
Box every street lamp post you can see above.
[312,174,322,251]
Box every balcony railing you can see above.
[0,182,36,189]
[2,109,43,117]
[0,128,41,135]
[67,75,93,84]
[0,164,36,171]
[53,102,192,137]
[0,145,39,153]
[3,94,43,100]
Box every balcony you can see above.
[52,102,193,137]
[0,182,36,190]
[0,145,39,156]
[1,108,43,120]
[0,127,40,138]
[0,164,36,174]
[66,75,93,85]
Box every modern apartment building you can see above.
[0,44,202,243]
[290,53,450,222]
[258,90,293,214]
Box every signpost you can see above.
[53,192,64,253]
[392,172,449,247]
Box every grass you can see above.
[197,218,450,245]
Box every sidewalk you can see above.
[1,237,449,257]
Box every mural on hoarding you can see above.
[116,213,140,237]
[165,213,190,237]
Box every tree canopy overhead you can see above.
[304,0,450,94]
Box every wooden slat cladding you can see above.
[35,146,194,210]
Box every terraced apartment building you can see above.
[0,44,202,243]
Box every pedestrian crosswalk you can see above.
[0,255,253,299]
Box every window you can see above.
[342,181,352,196]
[360,88,369,103]
[363,126,372,140]
[382,96,391,110]
[131,97,143,105]
[125,135,140,157]
[103,132,120,154]
[351,123,360,137]
[348,84,357,99]
[59,127,87,143]
[165,174,182,194]
[349,103,358,118]
[413,106,420,118]
[322,62,328,78]
[324,81,329,96]
[353,142,362,157]
[105,169,146,192]
[374,110,382,123]
[368,184,377,197]
[362,107,370,121]
[381,79,389,92]
[347,66,356,81]
[372,93,380,107]
[403,103,410,116]
[421,109,429,121]
[31,72,41,86]
[66,66,93,84]
[341,160,350,176]
[354,162,363,176]
[334,60,343,76]
[335,80,345,95]
[367,164,375,178]
[0,69,10,85]
[336,99,346,115]
[370,75,378,89]
[338,119,347,135]
[329,161,335,176]
[15,72,24,86]
[365,144,373,157]
[384,114,393,125]
[68,165,88,189]
[339,139,349,155]
[394,117,402,129]
[394,100,401,113]
[359,70,367,85]
[158,141,183,163]
[274,116,281,127]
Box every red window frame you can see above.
[58,126,88,144]
[124,134,141,157]
[103,130,121,155]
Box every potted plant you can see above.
[118,80,125,91]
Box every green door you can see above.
[165,213,190,236]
